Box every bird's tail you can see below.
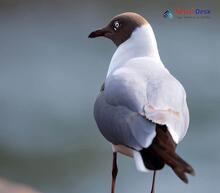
[140,125,195,183]
[152,144,195,183]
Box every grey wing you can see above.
[94,91,156,150]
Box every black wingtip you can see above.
[88,32,95,38]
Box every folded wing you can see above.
[144,64,189,144]
[94,90,156,150]
[106,57,189,144]
[95,57,189,150]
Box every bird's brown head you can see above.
[88,12,148,46]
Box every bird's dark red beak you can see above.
[88,27,111,38]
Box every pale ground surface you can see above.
[0,178,41,193]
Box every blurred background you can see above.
[0,0,219,193]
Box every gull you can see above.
[89,12,195,193]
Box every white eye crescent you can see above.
[113,21,120,31]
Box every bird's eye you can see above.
[113,21,120,31]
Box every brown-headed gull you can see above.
[89,12,195,193]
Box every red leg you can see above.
[111,152,118,193]
[150,171,156,193]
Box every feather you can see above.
[140,125,195,183]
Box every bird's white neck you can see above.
[107,24,160,77]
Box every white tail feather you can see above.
[133,150,149,172]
